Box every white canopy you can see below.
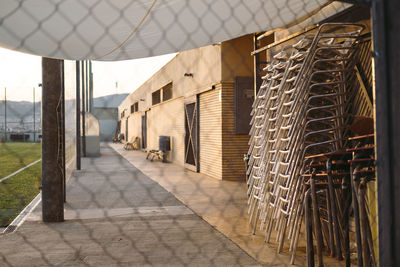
[0,0,335,61]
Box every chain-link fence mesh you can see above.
[0,1,380,266]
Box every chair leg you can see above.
[305,189,315,267]
[351,165,363,267]
[327,159,343,260]
[325,189,335,257]
[342,184,351,267]
[311,172,324,267]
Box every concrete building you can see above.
[92,94,128,142]
[119,35,254,180]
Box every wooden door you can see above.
[141,112,147,149]
[125,118,128,141]
[184,101,199,171]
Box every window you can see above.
[162,82,173,101]
[152,83,173,106]
[121,110,125,118]
[130,102,139,113]
[151,82,173,106]
[152,90,161,105]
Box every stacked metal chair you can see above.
[246,23,366,265]
[347,133,376,267]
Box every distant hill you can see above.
[0,100,40,123]
[93,94,128,108]
[0,93,128,126]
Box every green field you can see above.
[0,142,41,178]
[0,142,42,227]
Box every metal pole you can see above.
[89,61,93,113]
[4,87,6,142]
[81,61,86,157]
[76,61,81,170]
[41,57,64,222]
[86,60,89,112]
[253,33,259,97]
[33,87,35,142]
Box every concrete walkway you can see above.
[110,144,347,267]
[0,144,258,266]
[110,144,300,267]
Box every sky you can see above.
[0,46,176,102]
[0,47,42,102]
[92,54,176,98]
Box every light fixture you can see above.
[184,73,193,77]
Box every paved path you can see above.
[110,144,347,267]
[0,144,258,266]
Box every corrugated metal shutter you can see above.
[199,88,222,180]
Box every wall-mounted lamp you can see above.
[184,73,193,77]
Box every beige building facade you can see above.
[119,35,254,180]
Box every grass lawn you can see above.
[0,162,41,227]
[0,142,42,227]
[0,142,41,178]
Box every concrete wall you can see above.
[119,44,222,116]
[92,107,118,141]
[221,34,253,82]
[118,44,222,166]
[119,37,253,180]
[84,113,100,157]
[147,97,185,165]
[98,119,117,141]
[126,113,142,143]
[219,35,253,180]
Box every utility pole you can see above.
[33,87,35,142]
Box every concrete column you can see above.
[41,57,64,222]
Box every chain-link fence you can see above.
[0,87,41,143]
[0,1,382,266]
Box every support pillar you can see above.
[41,57,64,222]
[373,0,400,265]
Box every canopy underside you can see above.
[0,0,348,61]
